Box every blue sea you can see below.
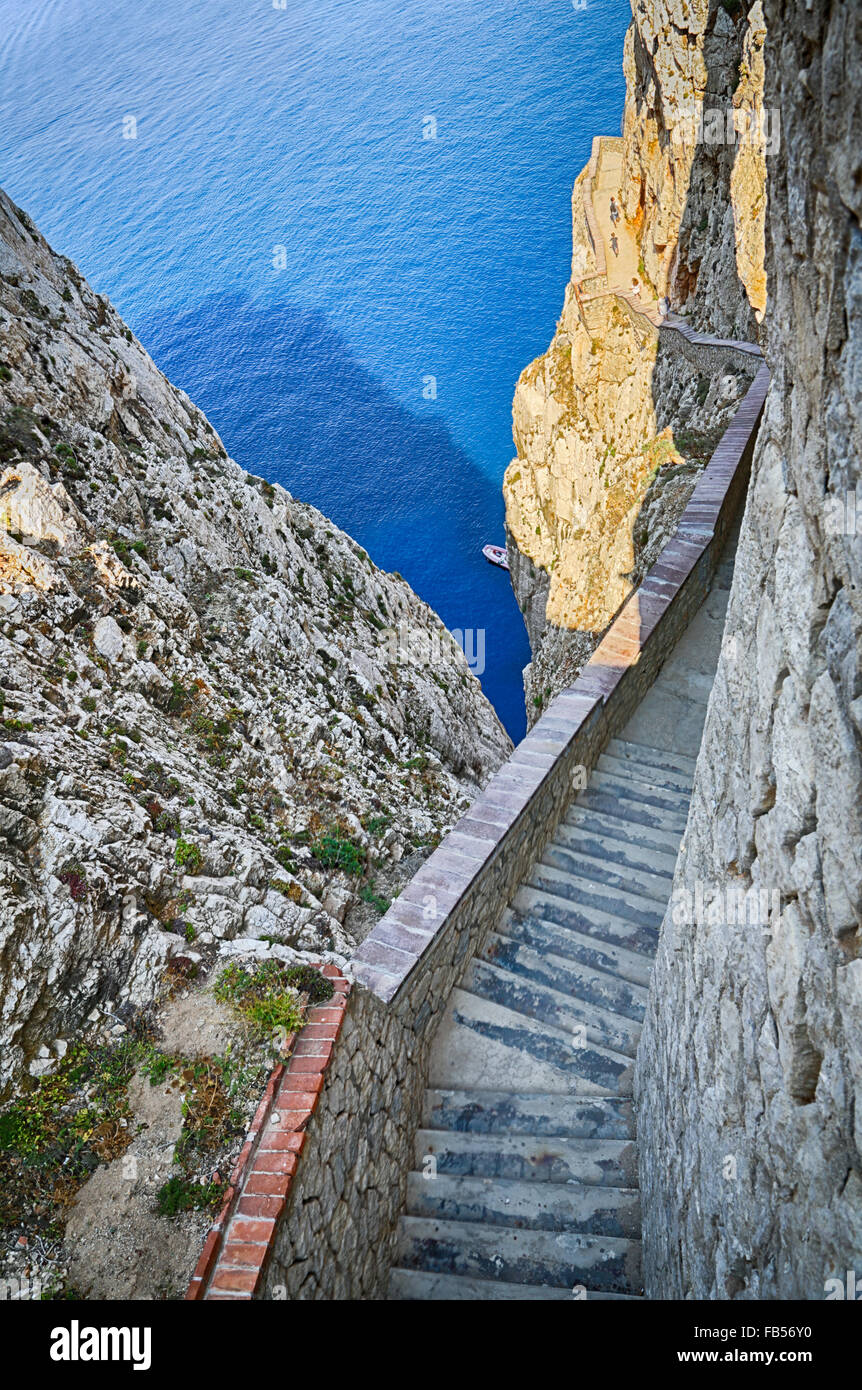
[0,0,628,740]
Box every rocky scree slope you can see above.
[0,190,510,1100]
[504,0,767,719]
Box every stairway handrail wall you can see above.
[192,362,770,1300]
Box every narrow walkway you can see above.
[592,140,639,300]
[575,136,762,359]
[387,540,737,1299]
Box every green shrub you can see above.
[360,884,391,915]
[213,961,308,1035]
[0,1038,143,1233]
[274,844,296,872]
[402,754,429,772]
[174,837,202,874]
[310,827,366,876]
[283,964,335,1005]
[156,1175,224,1217]
[167,677,191,714]
[362,811,392,838]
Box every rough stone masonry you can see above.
[637,0,862,1299]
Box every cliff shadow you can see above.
[522,0,765,727]
[610,0,764,670]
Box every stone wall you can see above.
[637,0,862,1301]
[190,366,768,1299]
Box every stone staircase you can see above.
[387,546,735,1299]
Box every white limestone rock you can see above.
[0,188,511,1099]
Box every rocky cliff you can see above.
[504,0,767,719]
[0,192,510,1101]
[637,0,862,1298]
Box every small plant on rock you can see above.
[282,964,335,1005]
[59,861,88,901]
[360,883,390,915]
[214,961,307,1036]
[174,837,202,874]
[270,878,303,904]
[167,677,192,714]
[310,826,366,876]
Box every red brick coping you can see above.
[186,963,350,1300]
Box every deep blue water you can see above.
[0,0,629,740]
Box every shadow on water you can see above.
[133,294,529,741]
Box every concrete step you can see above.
[565,802,684,856]
[463,957,641,1057]
[404,1171,642,1238]
[529,859,665,929]
[588,768,692,818]
[414,1128,638,1186]
[396,1215,642,1295]
[607,736,697,779]
[545,831,676,903]
[576,785,689,835]
[501,909,654,990]
[554,815,679,875]
[422,1088,635,1140]
[482,931,648,1024]
[513,884,659,957]
[388,1267,640,1300]
[597,751,694,795]
[428,988,635,1097]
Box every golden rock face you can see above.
[730,1,768,319]
[504,1,767,655]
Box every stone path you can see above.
[387,541,738,1299]
[575,136,762,359]
[592,140,640,300]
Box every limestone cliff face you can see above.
[0,192,510,1100]
[623,0,767,336]
[637,0,862,1298]
[504,0,767,719]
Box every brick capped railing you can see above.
[190,361,770,1301]
[186,963,350,1300]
